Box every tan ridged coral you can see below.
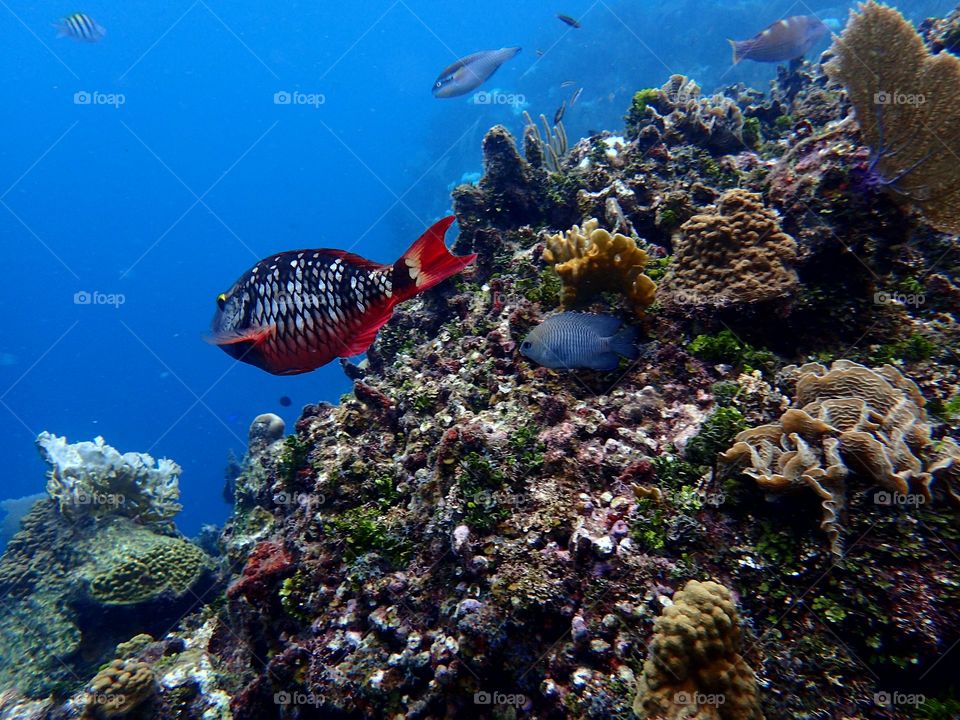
[82,658,155,718]
[661,190,798,310]
[633,580,763,720]
[721,360,950,557]
[826,1,960,234]
[542,218,657,313]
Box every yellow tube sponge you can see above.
[542,218,657,313]
[633,579,763,720]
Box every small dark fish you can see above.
[54,12,106,42]
[520,312,639,371]
[560,80,576,88]
[557,13,581,29]
[569,87,583,109]
[279,396,292,407]
[432,47,521,98]
[729,15,828,64]
[209,218,476,375]
[554,100,566,125]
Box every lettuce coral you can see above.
[827,0,960,234]
[37,432,182,526]
[542,218,657,313]
[661,190,798,311]
[721,360,952,557]
[633,579,763,720]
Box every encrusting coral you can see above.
[542,218,657,313]
[632,579,763,720]
[37,433,182,526]
[661,189,798,311]
[721,360,950,557]
[827,0,960,234]
[81,658,155,718]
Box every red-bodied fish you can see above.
[209,217,476,375]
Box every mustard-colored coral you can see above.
[826,1,960,234]
[662,190,798,309]
[542,218,656,313]
[82,658,155,718]
[721,360,949,557]
[633,579,763,720]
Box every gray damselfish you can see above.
[519,312,639,371]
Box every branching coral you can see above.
[542,218,657,313]
[633,579,763,720]
[523,112,568,172]
[661,190,798,311]
[626,75,746,154]
[721,360,953,557]
[826,0,960,234]
[37,433,182,526]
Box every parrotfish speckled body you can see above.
[520,313,639,371]
[729,15,828,64]
[209,217,476,375]
[432,47,521,98]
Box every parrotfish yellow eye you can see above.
[217,293,227,310]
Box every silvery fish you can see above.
[54,12,106,42]
[520,313,639,371]
[728,15,827,64]
[432,47,521,98]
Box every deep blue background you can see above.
[0,0,946,535]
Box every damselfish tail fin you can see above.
[392,216,477,302]
[728,38,741,64]
[609,324,640,361]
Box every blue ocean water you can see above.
[0,0,949,536]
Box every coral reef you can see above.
[543,218,657,312]
[660,189,798,313]
[632,579,762,720]
[721,360,950,556]
[81,659,156,718]
[37,432,182,526]
[827,0,960,234]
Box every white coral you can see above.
[36,432,182,525]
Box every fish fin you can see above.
[206,324,276,346]
[609,325,640,361]
[53,22,68,38]
[590,353,622,372]
[728,39,741,64]
[572,312,622,337]
[392,217,477,302]
[337,306,394,358]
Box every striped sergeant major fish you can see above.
[54,12,106,42]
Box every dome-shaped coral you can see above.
[82,658,155,718]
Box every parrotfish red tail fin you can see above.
[392,216,477,303]
[728,39,741,64]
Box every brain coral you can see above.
[633,579,763,720]
[85,526,210,606]
[82,658,155,718]
[721,360,954,557]
[661,190,798,311]
[542,218,657,313]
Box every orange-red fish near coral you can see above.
[209,217,476,375]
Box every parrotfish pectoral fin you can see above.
[53,22,68,38]
[336,306,395,358]
[206,324,276,346]
[393,216,477,302]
